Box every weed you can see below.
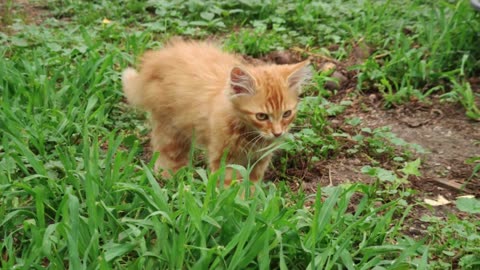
[0,145,425,268]
[465,156,480,181]
[0,0,15,28]
[346,125,424,163]
[361,158,421,202]
[447,79,480,121]
[224,28,285,57]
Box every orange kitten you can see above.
[122,39,311,185]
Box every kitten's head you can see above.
[227,60,312,140]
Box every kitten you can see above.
[122,39,311,185]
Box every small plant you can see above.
[361,158,421,202]
[465,155,480,181]
[449,79,480,121]
[0,0,15,27]
[347,126,424,161]
[223,27,285,57]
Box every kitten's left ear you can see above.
[287,60,313,94]
[228,66,256,97]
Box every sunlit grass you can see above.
[1,0,479,269]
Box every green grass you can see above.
[1,0,480,269]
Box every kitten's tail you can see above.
[121,67,143,107]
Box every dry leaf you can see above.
[457,195,475,199]
[424,195,451,206]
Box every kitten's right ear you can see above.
[287,60,313,95]
[228,66,256,97]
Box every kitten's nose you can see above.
[273,132,283,138]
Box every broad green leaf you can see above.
[456,197,480,214]
[104,242,137,262]
[11,37,29,47]
[401,158,421,177]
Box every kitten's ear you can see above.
[287,60,313,94]
[229,66,256,97]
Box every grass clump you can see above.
[1,154,421,268]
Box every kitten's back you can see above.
[125,40,240,112]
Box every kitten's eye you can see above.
[282,110,292,118]
[256,113,269,121]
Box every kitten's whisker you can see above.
[241,134,263,154]
[238,130,260,137]
[242,134,259,149]
[246,135,264,153]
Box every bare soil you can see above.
[355,98,479,195]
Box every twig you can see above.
[327,167,333,187]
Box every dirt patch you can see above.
[350,98,479,195]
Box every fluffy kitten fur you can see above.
[122,39,311,185]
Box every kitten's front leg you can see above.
[249,154,272,182]
[208,148,271,187]
[207,143,244,187]
[208,154,238,187]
